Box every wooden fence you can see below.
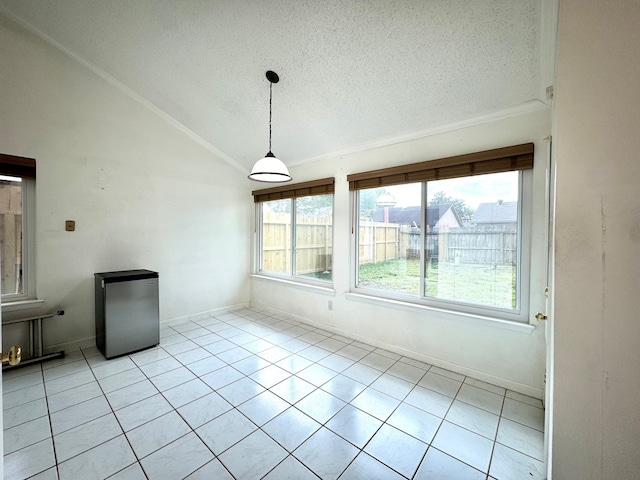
[262,211,333,274]
[360,221,517,266]
[435,227,517,265]
[358,221,400,264]
[263,212,517,273]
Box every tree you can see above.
[296,194,333,216]
[428,191,475,222]
[265,198,291,213]
[359,187,387,220]
[265,195,333,216]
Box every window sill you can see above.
[344,292,536,335]
[1,299,45,313]
[250,274,335,296]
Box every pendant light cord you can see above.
[264,70,279,156]
[269,81,273,152]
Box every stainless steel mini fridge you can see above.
[95,269,159,359]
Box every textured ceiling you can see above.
[0,0,541,171]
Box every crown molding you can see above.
[289,100,550,168]
[0,7,246,174]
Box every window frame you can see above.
[253,178,335,287]
[0,153,37,304]
[349,145,534,324]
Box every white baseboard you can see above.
[160,302,250,327]
[252,302,544,400]
[44,336,96,354]
[42,300,542,399]
[42,302,251,355]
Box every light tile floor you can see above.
[2,307,546,479]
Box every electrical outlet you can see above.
[328,300,333,311]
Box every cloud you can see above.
[385,172,518,209]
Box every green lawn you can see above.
[358,258,516,309]
[357,258,421,293]
[302,271,333,281]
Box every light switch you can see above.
[65,220,75,231]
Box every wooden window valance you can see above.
[252,177,335,203]
[0,153,36,179]
[347,143,533,191]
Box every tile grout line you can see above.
[4,308,545,479]
[35,363,57,480]
[81,346,143,480]
[485,392,508,478]
[133,314,231,478]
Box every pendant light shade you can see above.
[249,151,291,182]
[249,71,292,183]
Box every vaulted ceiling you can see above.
[0,0,544,172]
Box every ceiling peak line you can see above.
[0,7,246,174]
[287,100,549,169]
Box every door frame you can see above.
[543,136,556,477]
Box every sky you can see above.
[383,171,519,210]
[0,175,22,182]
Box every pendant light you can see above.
[248,70,292,182]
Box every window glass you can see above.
[0,175,23,297]
[259,194,333,283]
[357,184,421,294]
[355,171,523,316]
[424,172,519,310]
[295,194,333,281]
[261,199,291,274]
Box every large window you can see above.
[254,178,334,284]
[349,144,533,322]
[0,154,36,302]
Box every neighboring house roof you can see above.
[426,204,463,229]
[373,205,421,226]
[472,201,518,224]
[372,204,462,229]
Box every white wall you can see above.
[252,106,551,397]
[0,13,252,351]
[553,0,640,477]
